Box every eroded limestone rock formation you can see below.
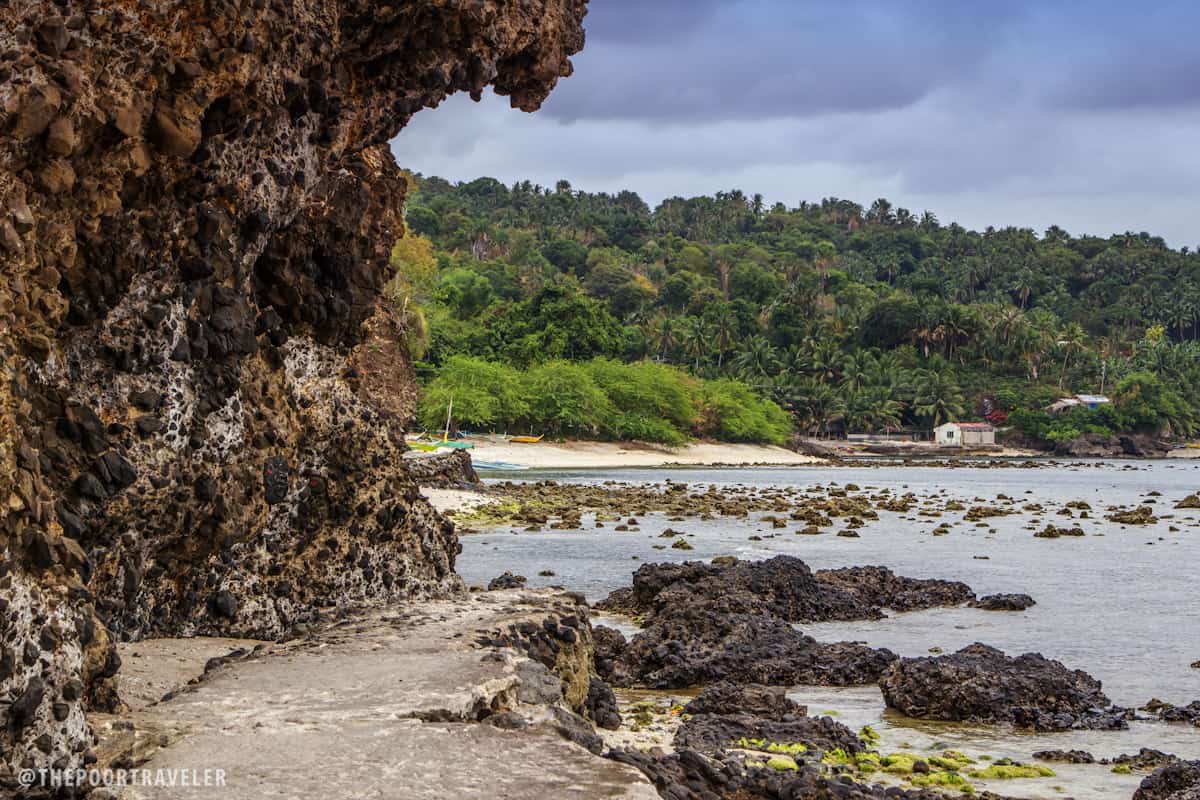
[0,0,586,782]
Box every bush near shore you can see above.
[417,356,792,445]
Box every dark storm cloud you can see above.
[394,0,1200,246]
[1033,2,1200,112]
[545,0,1021,122]
[552,0,1200,122]
[581,0,723,44]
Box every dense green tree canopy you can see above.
[401,173,1200,445]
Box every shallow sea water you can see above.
[456,460,1200,798]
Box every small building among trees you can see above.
[1046,394,1111,413]
[934,421,996,446]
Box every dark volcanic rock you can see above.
[813,565,975,613]
[879,643,1127,731]
[673,682,862,756]
[682,682,802,719]
[970,593,1036,611]
[584,677,622,730]
[592,624,628,681]
[608,746,977,800]
[1135,760,1200,800]
[598,556,974,623]
[604,606,896,689]
[404,449,480,487]
[1146,700,1200,726]
[1033,749,1096,764]
[595,556,971,690]
[1110,749,1179,772]
[0,0,586,778]
[487,571,528,591]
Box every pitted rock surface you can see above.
[879,643,1128,731]
[0,0,586,780]
[597,609,896,689]
[672,682,862,756]
[1135,760,1200,800]
[597,556,974,622]
[593,556,975,690]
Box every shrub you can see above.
[523,362,613,437]
[697,379,793,444]
[418,356,528,431]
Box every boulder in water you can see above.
[879,643,1128,731]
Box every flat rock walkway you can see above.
[91,591,655,799]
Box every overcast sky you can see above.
[393,0,1200,246]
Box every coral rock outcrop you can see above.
[879,643,1128,731]
[0,0,586,782]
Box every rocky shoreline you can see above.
[444,464,1200,799]
[450,474,1196,543]
[586,554,1198,799]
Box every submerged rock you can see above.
[1145,699,1200,726]
[1033,749,1096,764]
[595,556,981,690]
[1109,749,1180,772]
[608,746,987,800]
[1035,524,1085,538]
[879,643,1127,731]
[1107,506,1159,525]
[970,593,1036,611]
[814,565,975,613]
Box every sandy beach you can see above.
[417,438,822,514]
[418,435,825,470]
[423,487,500,514]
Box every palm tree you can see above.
[805,338,843,383]
[843,385,904,434]
[647,315,679,360]
[1057,321,1086,390]
[912,368,966,427]
[840,350,877,393]
[732,335,780,379]
[993,306,1024,347]
[788,379,845,438]
[1009,268,1036,309]
[679,316,712,372]
[778,344,808,376]
[710,304,737,370]
[866,387,904,433]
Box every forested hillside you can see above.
[391,175,1200,446]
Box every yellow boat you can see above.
[509,434,544,444]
